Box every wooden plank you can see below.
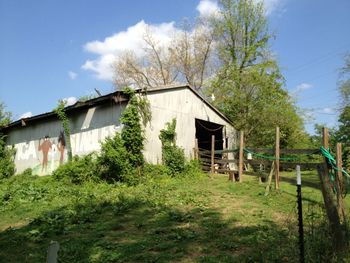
[194,139,199,160]
[280,149,320,154]
[247,159,271,165]
[336,143,346,223]
[216,159,237,164]
[215,168,237,173]
[244,148,320,155]
[323,127,329,150]
[336,143,344,193]
[239,131,244,182]
[247,159,322,169]
[214,149,238,154]
[199,153,212,158]
[211,135,215,174]
[246,148,274,154]
[198,148,211,154]
[317,163,346,251]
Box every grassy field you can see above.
[0,170,349,262]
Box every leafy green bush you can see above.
[97,133,132,182]
[52,154,99,184]
[121,88,145,168]
[0,136,15,180]
[162,145,185,175]
[159,119,185,175]
[18,168,33,176]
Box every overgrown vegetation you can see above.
[0,102,15,179]
[159,119,185,175]
[52,154,99,184]
[52,87,149,184]
[54,100,73,161]
[1,171,349,262]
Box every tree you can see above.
[0,102,15,179]
[336,106,350,169]
[0,102,11,128]
[336,54,350,168]
[338,54,350,105]
[208,0,306,147]
[113,22,214,91]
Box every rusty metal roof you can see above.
[2,85,233,131]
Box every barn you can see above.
[3,85,237,175]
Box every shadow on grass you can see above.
[0,194,309,263]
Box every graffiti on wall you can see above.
[14,125,119,175]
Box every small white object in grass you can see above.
[296,165,301,185]
[247,153,252,160]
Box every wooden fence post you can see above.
[239,131,244,182]
[275,127,280,189]
[336,143,344,194]
[319,127,346,251]
[194,138,199,160]
[336,143,346,223]
[322,127,329,150]
[211,135,215,174]
[317,164,346,251]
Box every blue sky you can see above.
[0,0,349,134]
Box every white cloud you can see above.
[322,107,335,114]
[197,0,219,17]
[294,83,313,93]
[63,97,77,106]
[68,71,77,80]
[82,20,177,80]
[19,112,32,119]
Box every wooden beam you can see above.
[239,131,244,182]
[336,143,344,193]
[275,127,280,189]
[194,139,199,160]
[336,143,346,223]
[322,127,329,150]
[211,135,215,174]
[317,164,346,251]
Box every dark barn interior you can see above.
[195,118,223,153]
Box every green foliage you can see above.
[339,53,350,106]
[94,87,150,183]
[121,88,145,168]
[54,100,73,161]
[1,170,349,262]
[18,168,33,177]
[336,106,350,169]
[0,102,15,179]
[208,0,306,148]
[0,102,12,128]
[143,163,171,177]
[162,146,185,175]
[159,119,185,175]
[0,136,15,179]
[97,133,132,182]
[78,94,97,102]
[52,154,99,184]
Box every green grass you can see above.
[0,170,349,262]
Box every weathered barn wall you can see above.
[5,86,236,175]
[6,103,125,175]
[143,87,237,165]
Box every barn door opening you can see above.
[195,118,223,154]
